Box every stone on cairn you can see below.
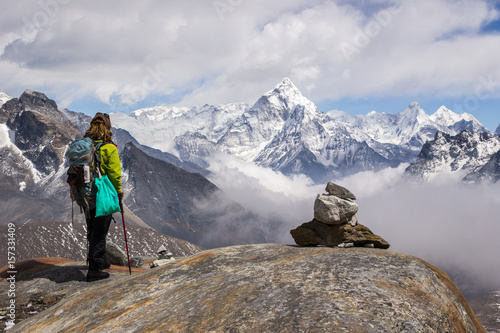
[290,182,390,249]
[151,244,175,268]
[325,182,356,200]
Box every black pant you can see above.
[86,210,112,270]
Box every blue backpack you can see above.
[66,137,104,217]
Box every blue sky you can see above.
[1,0,500,130]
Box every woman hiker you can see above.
[84,113,124,282]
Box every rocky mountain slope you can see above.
[0,90,265,250]
[462,149,500,183]
[111,78,490,183]
[0,221,203,268]
[0,90,81,223]
[405,130,500,182]
[6,244,485,333]
[121,142,269,248]
[468,290,500,333]
[0,91,146,225]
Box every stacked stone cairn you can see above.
[290,182,390,249]
[151,245,175,268]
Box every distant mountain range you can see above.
[110,78,496,183]
[0,89,273,250]
[1,84,498,329]
[0,80,498,246]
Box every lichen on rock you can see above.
[6,244,485,333]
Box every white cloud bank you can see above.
[207,156,500,294]
[1,0,500,111]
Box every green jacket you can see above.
[94,141,123,194]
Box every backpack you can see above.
[66,137,104,217]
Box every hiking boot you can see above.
[86,262,110,282]
[101,257,111,270]
[86,270,110,282]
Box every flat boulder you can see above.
[290,219,390,249]
[325,182,356,200]
[9,244,484,333]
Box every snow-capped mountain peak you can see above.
[430,106,461,126]
[399,102,429,124]
[429,106,478,127]
[251,77,318,121]
[430,105,488,134]
[130,105,191,121]
[272,77,300,96]
[110,79,493,183]
[0,91,12,106]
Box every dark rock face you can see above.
[0,90,83,223]
[291,219,390,249]
[405,130,500,182]
[7,244,485,333]
[463,150,500,183]
[0,90,80,177]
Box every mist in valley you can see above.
[203,154,500,296]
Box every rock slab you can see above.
[9,244,485,333]
[290,219,390,249]
[325,182,356,200]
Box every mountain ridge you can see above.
[405,130,500,182]
[110,78,491,183]
[0,90,260,251]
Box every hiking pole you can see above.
[120,201,132,275]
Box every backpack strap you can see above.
[92,142,105,178]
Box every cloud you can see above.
[205,156,500,294]
[358,180,500,295]
[1,0,499,111]
[206,153,321,226]
[96,82,120,105]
